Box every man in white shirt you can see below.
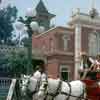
[33,61,47,81]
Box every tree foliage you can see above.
[7,49,44,77]
[0,5,18,45]
[8,50,29,77]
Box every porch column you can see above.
[74,24,82,79]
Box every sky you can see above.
[0,0,100,26]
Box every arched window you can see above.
[50,38,54,52]
[62,34,69,51]
[88,32,98,56]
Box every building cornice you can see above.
[45,50,74,57]
[68,13,100,28]
[81,24,100,30]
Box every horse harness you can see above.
[30,73,48,95]
[44,80,88,100]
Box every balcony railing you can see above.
[0,78,11,87]
[0,78,11,100]
[0,77,21,100]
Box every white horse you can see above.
[20,75,42,100]
[38,78,87,100]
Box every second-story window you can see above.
[88,32,99,56]
[62,35,69,51]
[97,33,100,53]
[50,38,54,52]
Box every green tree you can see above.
[8,50,29,77]
[0,5,18,45]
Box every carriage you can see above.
[82,79,100,100]
[81,68,100,100]
[79,53,100,100]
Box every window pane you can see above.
[88,33,97,56]
[63,35,68,51]
[60,65,70,81]
[61,71,68,81]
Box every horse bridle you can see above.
[41,79,88,100]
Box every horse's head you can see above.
[20,75,31,96]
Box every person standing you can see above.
[33,61,47,81]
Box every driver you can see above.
[33,61,47,81]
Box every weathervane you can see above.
[89,0,98,18]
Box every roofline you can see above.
[34,26,74,38]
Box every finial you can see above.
[89,0,98,18]
[76,8,80,14]
[71,8,74,16]
[71,8,80,16]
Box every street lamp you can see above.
[15,8,45,74]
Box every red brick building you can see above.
[32,27,74,80]
[32,1,100,81]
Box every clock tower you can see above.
[35,0,55,30]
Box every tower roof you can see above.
[36,0,55,19]
[36,0,48,13]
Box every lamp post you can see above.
[15,8,45,75]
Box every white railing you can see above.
[0,78,11,89]
[6,79,16,100]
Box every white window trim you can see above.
[50,38,54,52]
[88,32,98,56]
[62,35,70,51]
[96,33,100,54]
